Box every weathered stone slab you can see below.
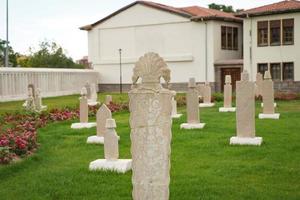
[105,95,112,105]
[129,52,173,200]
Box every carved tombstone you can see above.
[262,71,275,114]
[196,84,205,98]
[224,75,232,108]
[104,118,119,161]
[105,95,112,105]
[129,52,173,200]
[97,104,112,137]
[255,73,263,97]
[187,78,200,124]
[80,87,89,123]
[203,82,212,104]
[236,70,255,137]
[85,81,92,100]
[25,87,35,110]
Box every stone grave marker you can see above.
[219,75,236,112]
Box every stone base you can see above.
[230,136,263,146]
[199,103,215,107]
[88,101,100,106]
[87,136,104,144]
[258,113,280,119]
[172,114,182,119]
[180,123,206,129]
[261,103,277,108]
[71,122,96,129]
[89,159,132,173]
[219,107,236,112]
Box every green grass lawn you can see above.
[0,95,300,200]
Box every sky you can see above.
[0,0,280,60]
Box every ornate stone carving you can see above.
[129,52,173,200]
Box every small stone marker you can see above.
[71,87,96,129]
[199,82,215,107]
[129,52,173,200]
[23,84,47,112]
[89,118,132,173]
[180,78,205,129]
[230,70,262,146]
[88,83,100,106]
[87,104,113,144]
[259,71,280,119]
[219,75,236,112]
[35,88,47,111]
[105,95,112,105]
[171,91,182,119]
[255,73,263,97]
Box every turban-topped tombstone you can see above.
[128,52,173,200]
[258,71,280,119]
[180,78,205,129]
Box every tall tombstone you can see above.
[97,104,112,137]
[129,52,173,200]
[171,91,182,118]
[224,75,232,108]
[230,70,262,145]
[236,70,255,137]
[255,73,263,97]
[85,81,92,100]
[259,71,280,119]
[203,82,212,104]
[104,118,119,161]
[25,87,35,111]
[80,87,89,123]
[180,78,205,129]
[187,78,200,124]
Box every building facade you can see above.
[81,0,300,93]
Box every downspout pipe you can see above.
[201,18,208,83]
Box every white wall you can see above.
[0,68,100,102]
[243,13,300,81]
[87,4,242,84]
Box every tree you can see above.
[19,41,83,69]
[208,3,235,13]
[0,39,18,67]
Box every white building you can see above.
[80,1,243,92]
[81,0,300,93]
[237,0,300,92]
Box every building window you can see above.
[221,26,238,50]
[283,62,294,80]
[270,20,281,46]
[233,27,238,50]
[270,63,281,80]
[221,26,227,49]
[283,19,294,45]
[258,63,268,75]
[258,21,268,46]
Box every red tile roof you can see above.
[236,0,300,17]
[80,1,242,31]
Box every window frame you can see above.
[221,26,238,51]
[269,20,281,46]
[282,62,294,81]
[257,21,269,47]
[282,19,294,45]
[270,63,282,81]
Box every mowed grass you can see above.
[0,95,300,200]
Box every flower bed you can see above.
[0,102,128,164]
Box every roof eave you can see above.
[191,16,243,24]
[236,8,300,18]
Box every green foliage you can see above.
[208,3,235,13]
[212,92,224,102]
[0,39,18,67]
[19,40,83,69]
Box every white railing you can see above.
[0,67,100,102]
